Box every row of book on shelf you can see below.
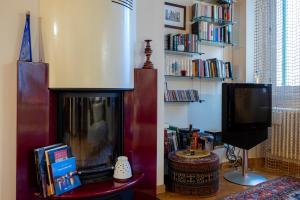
[193,58,233,79]
[218,0,234,3]
[164,89,200,102]
[164,129,180,153]
[192,22,232,44]
[164,126,218,156]
[165,128,202,154]
[165,57,233,79]
[34,144,81,198]
[164,33,200,53]
[191,2,233,22]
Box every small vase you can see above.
[19,12,32,62]
[143,40,154,69]
[113,156,132,181]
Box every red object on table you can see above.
[191,132,199,149]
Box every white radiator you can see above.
[271,107,300,160]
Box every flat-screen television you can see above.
[222,83,272,149]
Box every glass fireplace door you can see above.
[57,92,123,182]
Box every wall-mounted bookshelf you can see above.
[165,75,233,81]
[165,33,200,53]
[191,0,234,47]
[165,58,233,79]
[165,50,204,57]
[164,89,205,104]
[191,16,234,26]
[198,39,234,47]
[165,100,204,103]
[164,0,236,106]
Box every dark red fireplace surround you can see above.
[17,61,157,200]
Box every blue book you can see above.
[45,145,73,165]
[34,143,63,198]
[45,145,73,195]
[51,157,81,196]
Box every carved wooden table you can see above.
[168,151,219,196]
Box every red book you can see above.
[228,6,231,21]
[200,59,204,77]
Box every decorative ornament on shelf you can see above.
[143,39,154,69]
[113,156,132,182]
[19,11,32,62]
[177,44,184,52]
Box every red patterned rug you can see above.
[220,176,300,200]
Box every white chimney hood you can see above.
[40,0,136,89]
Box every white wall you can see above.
[135,0,165,188]
[232,0,264,158]
[232,0,255,84]
[232,0,246,83]
[0,0,40,199]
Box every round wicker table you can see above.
[168,150,219,196]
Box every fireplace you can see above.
[56,91,124,183]
[17,63,157,200]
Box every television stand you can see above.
[224,149,267,186]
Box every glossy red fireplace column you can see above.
[124,68,157,199]
[17,61,56,200]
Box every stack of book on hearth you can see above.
[34,144,81,198]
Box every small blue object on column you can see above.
[19,12,32,62]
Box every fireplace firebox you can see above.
[57,91,124,183]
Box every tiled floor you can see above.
[157,168,278,200]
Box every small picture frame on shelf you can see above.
[164,2,186,30]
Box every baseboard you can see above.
[156,184,166,194]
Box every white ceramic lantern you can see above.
[113,156,132,180]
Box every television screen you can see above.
[222,83,272,131]
[222,83,272,149]
[234,87,270,125]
